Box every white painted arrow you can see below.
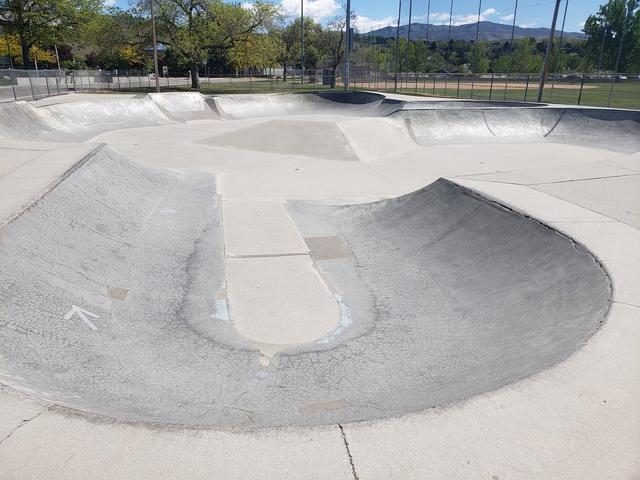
[64,305,99,331]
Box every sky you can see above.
[108,0,604,33]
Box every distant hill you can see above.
[364,21,585,42]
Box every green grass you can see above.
[385,79,640,110]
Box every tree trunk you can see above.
[330,66,337,88]
[190,63,199,89]
[19,34,31,69]
[283,63,287,82]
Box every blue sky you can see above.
[108,0,603,32]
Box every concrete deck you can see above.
[0,92,638,479]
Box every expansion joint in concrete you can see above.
[338,424,360,480]
[0,409,46,446]
[227,252,308,259]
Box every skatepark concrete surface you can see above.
[0,91,638,478]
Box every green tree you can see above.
[229,32,280,72]
[316,16,348,87]
[469,42,489,73]
[583,0,640,72]
[0,0,100,68]
[150,0,279,88]
[82,7,148,70]
[275,17,321,82]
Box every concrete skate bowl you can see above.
[0,92,219,141]
[213,91,403,118]
[397,107,640,151]
[0,145,611,428]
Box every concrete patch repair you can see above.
[0,92,638,478]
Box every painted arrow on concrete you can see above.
[64,305,99,330]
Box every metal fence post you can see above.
[524,75,530,102]
[577,74,585,105]
[503,73,509,100]
[28,74,35,100]
[55,73,61,94]
[432,74,436,95]
[45,76,51,96]
[10,70,17,101]
[607,75,616,108]
[489,73,495,100]
[456,74,461,98]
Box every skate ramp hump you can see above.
[399,107,640,151]
[201,119,359,160]
[0,92,220,141]
[0,149,611,427]
[0,97,171,141]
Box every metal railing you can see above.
[2,67,639,110]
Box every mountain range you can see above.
[364,21,585,42]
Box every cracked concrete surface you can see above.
[0,91,638,478]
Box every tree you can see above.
[229,32,280,72]
[0,0,99,68]
[0,33,56,66]
[81,7,149,70]
[316,16,347,87]
[493,38,543,73]
[149,0,279,88]
[469,42,489,73]
[276,17,321,82]
[583,0,640,72]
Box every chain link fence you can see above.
[1,67,639,110]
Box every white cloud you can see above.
[500,14,515,22]
[578,21,585,29]
[429,8,497,26]
[353,15,397,33]
[520,20,539,28]
[279,0,340,22]
[103,0,117,7]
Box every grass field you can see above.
[374,78,640,109]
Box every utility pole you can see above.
[150,0,160,93]
[301,0,305,85]
[405,0,412,87]
[54,45,61,71]
[394,0,402,91]
[344,0,351,91]
[424,0,431,73]
[537,0,562,102]
[471,0,483,97]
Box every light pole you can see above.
[344,0,351,91]
[405,0,412,90]
[394,0,402,91]
[471,0,483,97]
[301,0,304,84]
[150,0,160,93]
[537,0,562,102]
[424,0,431,73]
